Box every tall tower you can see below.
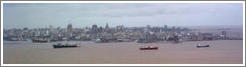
[105,23,109,29]
[105,23,109,33]
[67,24,73,32]
[67,24,73,38]
[164,25,168,32]
[146,25,151,32]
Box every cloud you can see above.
[3,3,243,29]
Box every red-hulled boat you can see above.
[140,46,159,50]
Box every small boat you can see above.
[32,39,49,43]
[53,43,78,48]
[140,46,158,50]
[196,43,210,48]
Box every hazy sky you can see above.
[3,3,243,29]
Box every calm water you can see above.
[3,40,243,64]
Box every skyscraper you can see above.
[105,23,109,32]
[67,24,73,39]
[92,24,98,34]
[105,23,109,29]
[164,25,168,32]
[67,24,73,33]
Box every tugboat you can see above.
[140,46,159,50]
[53,43,78,48]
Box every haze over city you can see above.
[2,2,244,64]
[3,3,243,29]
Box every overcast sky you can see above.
[3,3,243,29]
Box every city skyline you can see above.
[3,3,243,29]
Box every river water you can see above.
[3,40,243,64]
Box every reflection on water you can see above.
[3,40,243,64]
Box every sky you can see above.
[3,3,244,29]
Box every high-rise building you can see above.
[146,25,151,32]
[92,24,98,34]
[66,24,73,39]
[222,31,227,39]
[164,25,168,31]
[98,26,103,33]
[163,25,169,32]
[105,23,109,32]
[222,31,226,35]
[105,23,109,29]
[172,26,176,30]
[49,25,54,34]
[146,25,151,29]
[67,24,73,32]
[116,25,124,32]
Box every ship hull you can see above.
[32,39,49,43]
[53,45,78,48]
[196,45,210,48]
[140,47,158,50]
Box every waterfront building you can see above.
[3,24,240,43]
[116,25,124,32]
[201,33,213,40]
[222,31,227,40]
